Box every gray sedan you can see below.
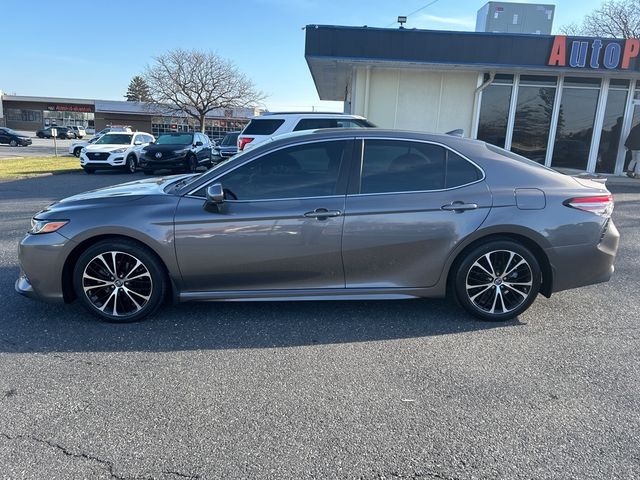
[16,129,619,322]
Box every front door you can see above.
[342,139,492,288]
[174,139,353,292]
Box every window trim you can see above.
[185,138,355,201]
[349,137,486,197]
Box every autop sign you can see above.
[548,35,640,70]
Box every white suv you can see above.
[237,112,374,151]
[80,131,155,174]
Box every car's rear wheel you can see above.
[454,240,541,321]
[73,239,166,323]
[186,154,198,173]
[73,147,82,157]
[9,139,17,147]
[125,154,137,173]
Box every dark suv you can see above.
[139,132,212,174]
[0,127,32,146]
[35,127,76,139]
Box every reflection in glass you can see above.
[596,89,628,174]
[477,85,512,148]
[551,88,600,171]
[511,86,556,163]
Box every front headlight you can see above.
[111,148,128,154]
[30,219,69,234]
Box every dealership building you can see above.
[0,93,256,138]
[305,25,640,175]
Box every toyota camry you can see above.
[16,129,619,322]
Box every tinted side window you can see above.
[446,151,481,188]
[360,140,446,194]
[220,140,349,200]
[293,119,338,131]
[242,119,285,135]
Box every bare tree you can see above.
[144,49,264,132]
[560,0,640,38]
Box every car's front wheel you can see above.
[454,240,541,321]
[73,239,167,323]
[186,154,198,173]
[125,154,137,173]
[73,147,82,157]
[9,139,17,147]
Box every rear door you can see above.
[342,138,492,288]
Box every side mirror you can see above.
[195,141,204,147]
[206,183,224,204]
[134,140,142,146]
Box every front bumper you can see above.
[80,152,126,169]
[18,139,32,146]
[16,231,74,304]
[547,219,620,293]
[138,153,188,170]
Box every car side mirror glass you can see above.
[134,141,142,146]
[195,141,203,147]
[206,183,224,204]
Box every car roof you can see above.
[249,112,367,120]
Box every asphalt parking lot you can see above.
[0,171,638,479]
[0,132,83,159]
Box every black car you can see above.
[0,127,32,147]
[213,131,240,160]
[139,132,213,174]
[35,127,76,139]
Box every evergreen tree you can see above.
[125,76,153,102]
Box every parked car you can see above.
[79,131,154,174]
[16,129,619,323]
[0,127,32,147]
[138,132,212,174]
[237,112,375,152]
[211,136,226,146]
[67,126,86,139]
[68,135,102,157]
[213,131,240,160]
[36,127,76,139]
[94,126,133,137]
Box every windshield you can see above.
[155,133,193,145]
[94,134,133,145]
[221,133,239,146]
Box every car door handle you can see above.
[441,202,479,212]
[304,208,342,219]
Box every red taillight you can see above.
[237,137,254,151]
[565,194,614,217]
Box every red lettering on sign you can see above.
[548,35,567,66]
[622,39,640,69]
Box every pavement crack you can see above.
[163,470,201,479]
[0,432,135,479]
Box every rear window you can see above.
[221,132,239,146]
[242,119,285,135]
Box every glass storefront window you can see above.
[477,84,512,148]
[511,82,557,163]
[596,84,629,174]
[551,80,601,171]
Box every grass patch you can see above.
[0,156,80,179]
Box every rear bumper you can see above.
[547,219,619,293]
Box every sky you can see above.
[0,0,604,112]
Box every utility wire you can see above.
[385,0,443,27]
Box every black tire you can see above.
[83,168,95,174]
[73,147,82,157]
[453,240,541,322]
[186,154,198,173]
[37,133,44,139]
[9,139,17,147]
[125,154,137,174]
[73,239,167,323]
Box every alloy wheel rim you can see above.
[82,251,152,317]
[465,250,533,315]
[128,157,135,172]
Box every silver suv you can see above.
[237,112,374,151]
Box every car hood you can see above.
[85,144,130,152]
[36,175,195,216]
